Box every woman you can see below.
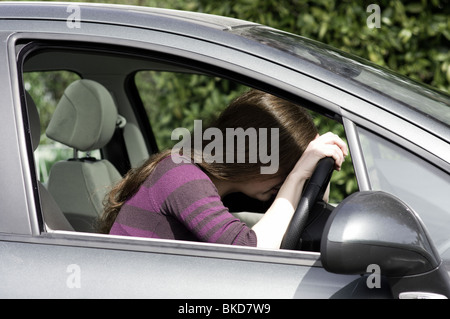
[98,90,347,249]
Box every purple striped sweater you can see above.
[109,155,257,246]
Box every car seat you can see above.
[26,91,74,231]
[45,79,122,232]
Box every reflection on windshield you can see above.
[231,26,450,127]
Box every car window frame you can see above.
[9,28,362,266]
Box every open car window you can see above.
[19,40,356,252]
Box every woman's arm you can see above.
[252,132,348,249]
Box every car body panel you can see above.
[0,31,37,236]
[1,232,376,298]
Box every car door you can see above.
[3,12,445,299]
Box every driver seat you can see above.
[45,79,122,232]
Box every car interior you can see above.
[20,41,342,251]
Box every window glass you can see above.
[23,71,100,183]
[358,127,450,252]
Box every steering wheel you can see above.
[280,157,335,250]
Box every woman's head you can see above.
[194,89,318,182]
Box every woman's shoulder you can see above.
[146,153,210,186]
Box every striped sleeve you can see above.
[158,158,257,246]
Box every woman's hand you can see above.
[252,132,348,249]
[290,132,349,180]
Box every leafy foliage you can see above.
[135,71,246,150]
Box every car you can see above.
[0,2,449,299]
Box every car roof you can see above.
[0,1,257,31]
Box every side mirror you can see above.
[321,191,450,298]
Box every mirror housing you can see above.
[321,191,450,297]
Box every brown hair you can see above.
[98,89,317,233]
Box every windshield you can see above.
[231,26,450,128]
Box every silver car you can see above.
[1,2,449,299]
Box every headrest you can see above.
[46,80,118,152]
[26,91,41,151]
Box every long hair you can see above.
[98,89,317,233]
